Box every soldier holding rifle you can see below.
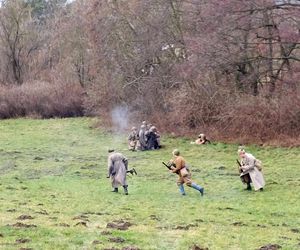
[237,148,265,191]
[165,149,204,196]
[107,149,133,195]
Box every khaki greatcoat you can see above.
[241,153,265,191]
[107,152,128,188]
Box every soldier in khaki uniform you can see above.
[169,149,204,196]
[128,127,139,151]
[191,133,211,145]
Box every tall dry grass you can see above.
[0,81,84,119]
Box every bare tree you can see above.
[0,0,41,84]
[181,0,300,95]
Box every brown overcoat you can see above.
[241,153,265,191]
[107,152,128,188]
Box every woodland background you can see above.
[0,0,299,145]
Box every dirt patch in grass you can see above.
[109,237,125,243]
[35,209,48,215]
[7,209,16,212]
[257,244,281,250]
[173,224,198,230]
[83,211,108,216]
[232,221,247,226]
[149,215,160,221]
[56,223,70,227]
[17,215,34,220]
[16,239,31,244]
[122,247,140,250]
[291,228,300,233]
[190,244,209,250]
[33,156,44,160]
[106,220,133,231]
[257,224,267,228]
[72,215,90,221]
[101,231,112,235]
[9,223,37,228]
[92,240,102,244]
[279,236,291,240]
[217,207,235,211]
[74,221,88,227]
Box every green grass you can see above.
[0,117,299,250]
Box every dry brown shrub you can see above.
[156,82,300,146]
[0,81,84,119]
[221,90,300,146]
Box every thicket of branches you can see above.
[0,0,299,145]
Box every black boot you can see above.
[112,187,118,193]
[123,185,128,195]
[246,183,252,190]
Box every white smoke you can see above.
[111,106,129,134]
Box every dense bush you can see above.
[164,83,300,146]
[0,81,84,119]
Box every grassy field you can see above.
[0,118,299,250]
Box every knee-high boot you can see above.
[191,183,204,196]
[178,184,186,195]
[123,185,128,195]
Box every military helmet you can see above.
[172,149,180,156]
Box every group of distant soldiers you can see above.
[127,121,161,151]
[107,125,265,196]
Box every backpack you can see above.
[255,159,263,171]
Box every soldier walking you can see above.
[107,149,129,195]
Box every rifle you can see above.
[162,161,179,174]
[127,168,137,175]
[236,159,250,184]
[107,167,137,178]
[236,159,242,171]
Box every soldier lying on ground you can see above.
[190,133,211,145]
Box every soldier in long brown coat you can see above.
[238,148,265,191]
[107,149,129,195]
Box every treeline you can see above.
[0,0,299,145]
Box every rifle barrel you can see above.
[162,162,171,170]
